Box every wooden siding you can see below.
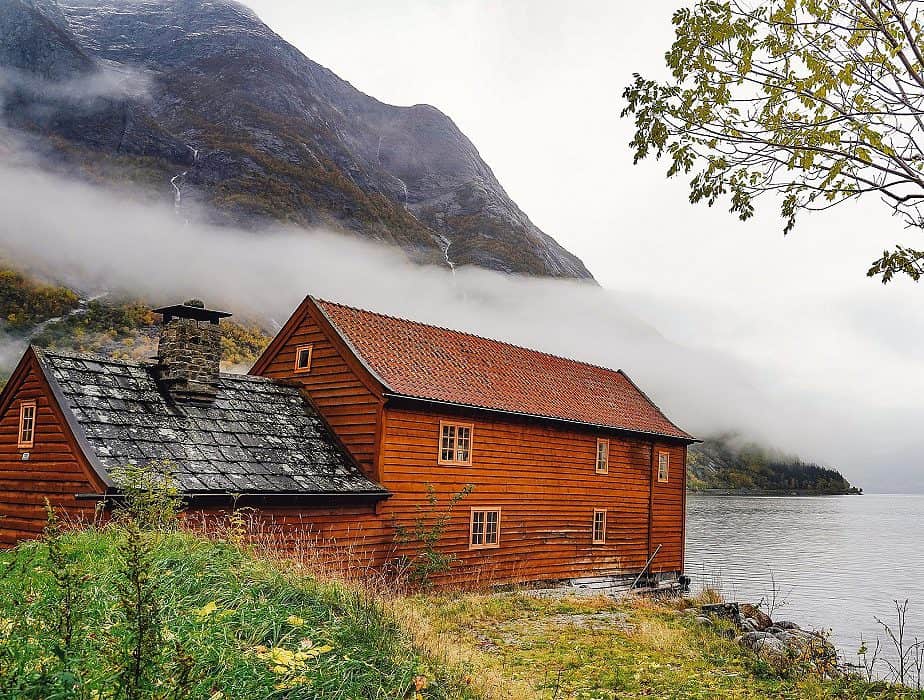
[185,504,393,574]
[0,356,101,546]
[649,443,687,573]
[377,405,686,585]
[254,304,384,478]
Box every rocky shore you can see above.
[693,602,842,675]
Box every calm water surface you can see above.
[685,494,924,658]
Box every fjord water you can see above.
[685,494,924,658]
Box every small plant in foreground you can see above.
[393,483,474,589]
[110,460,184,532]
[114,517,166,700]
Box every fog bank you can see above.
[0,163,921,491]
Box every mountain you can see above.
[0,0,593,279]
[687,434,861,495]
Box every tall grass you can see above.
[0,529,473,699]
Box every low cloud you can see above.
[0,64,152,106]
[0,162,920,492]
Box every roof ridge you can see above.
[35,347,271,382]
[314,298,628,377]
[35,347,152,367]
[312,297,694,442]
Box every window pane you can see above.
[485,511,498,544]
[441,425,455,462]
[297,348,310,368]
[471,511,485,545]
[594,511,606,541]
[20,405,35,444]
[456,426,470,462]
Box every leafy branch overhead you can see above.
[622,0,924,282]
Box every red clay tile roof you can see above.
[315,299,693,441]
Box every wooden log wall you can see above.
[0,358,100,546]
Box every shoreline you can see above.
[688,488,861,497]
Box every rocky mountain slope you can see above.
[0,0,592,279]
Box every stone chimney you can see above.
[153,299,231,402]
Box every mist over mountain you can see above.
[0,0,592,279]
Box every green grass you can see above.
[3,527,920,699]
[401,593,922,699]
[0,530,468,699]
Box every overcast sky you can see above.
[2,1,921,491]
[223,2,924,490]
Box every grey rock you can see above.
[754,637,788,662]
[694,615,713,626]
[738,631,778,650]
[775,621,801,630]
[740,617,759,633]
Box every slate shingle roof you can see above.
[316,299,693,441]
[35,348,387,496]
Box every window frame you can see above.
[293,344,314,373]
[437,420,474,466]
[592,508,607,544]
[658,451,670,483]
[595,438,609,474]
[17,400,36,449]
[469,507,501,550]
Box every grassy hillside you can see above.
[1,524,914,699]
[0,266,272,383]
[0,529,466,699]
[688,434,861,495]
[0,267,80,331]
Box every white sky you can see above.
[230,1,924,490]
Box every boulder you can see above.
[739,603,773,630]
[738,631,778,651]
[775,621,801,630]
[754,637,789,663]
[700,603,741,624]
[739,618,758,633]
[695,615,713,627]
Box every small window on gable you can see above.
[18,401,36,449]
[592,508,607,544]
[595,438,609,474]
[470,508,500,549]
[658,451,670,483]
[439,421,473,465]
[294,344,313,373]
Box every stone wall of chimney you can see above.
[157,317,221,401]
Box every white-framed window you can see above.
[18,400,36,449]
[470,508,501,549]
[439,421,473,465]
[294,344,314,373]
[595,438,609,474]
[592,508,607,544]
[658,451,670,483]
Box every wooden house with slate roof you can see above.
[0,297,695,591]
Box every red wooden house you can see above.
[0,297,695,591]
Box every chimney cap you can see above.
[154,301,232,325]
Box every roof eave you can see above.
[382,392,699,444]
[77,489,393,504]
[310,296,394,393]
[32,346,118,490]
